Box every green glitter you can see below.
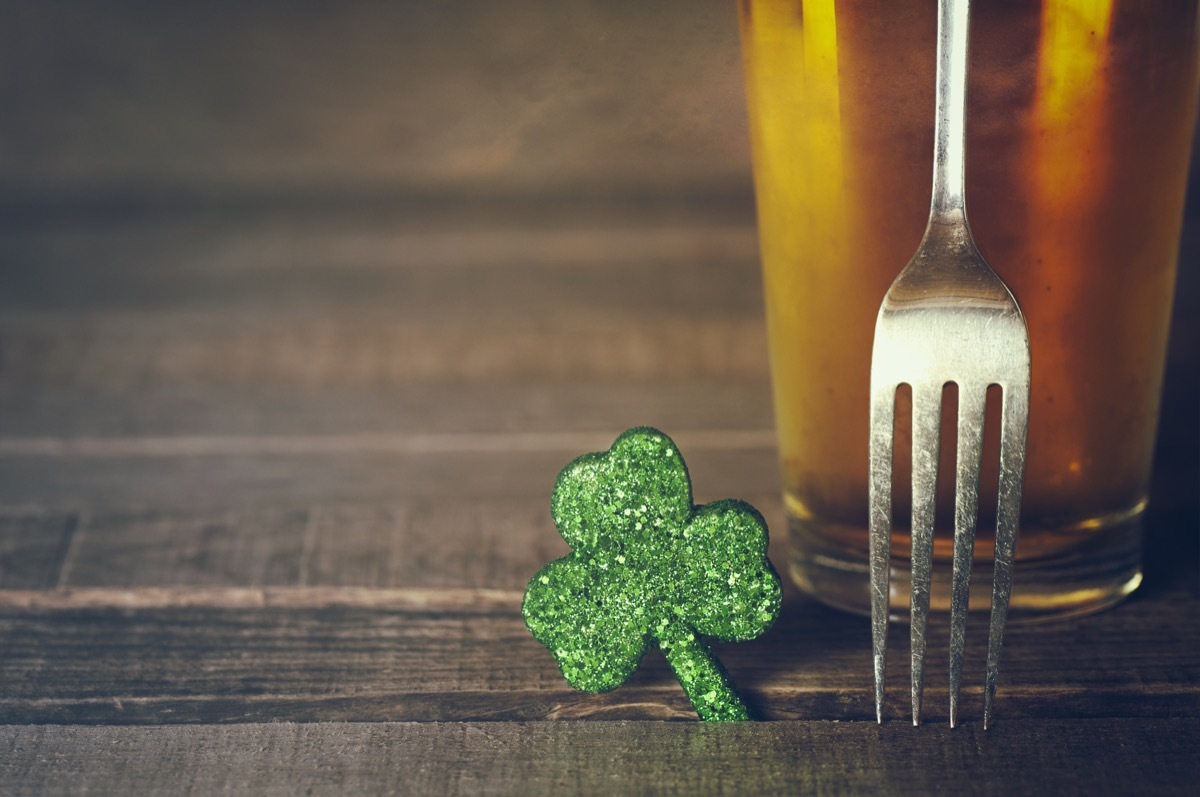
[522,426,782,721]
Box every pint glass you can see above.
[738,0,1200,619]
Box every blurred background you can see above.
[0,0,771,414]
[0,0,1194,568]
[0,5,1198,787]
[1,0,752,201]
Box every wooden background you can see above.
[1,1,1198,794]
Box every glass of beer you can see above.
[738,0,1200,621]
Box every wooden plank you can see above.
[0,223,762,288]
[0,447,783,509]
[0,380,774,438]
[61,508,310,589]
[0,312,768,388]
[299,503,571,590]
[1,719,1197,796]
[3,482,1190,602]
[49,501,580,592]
[6,490,783,591]
[0,222,768,389]
[0,588,1196,724]
[0,230,763,334]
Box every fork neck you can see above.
[929,0,971,222]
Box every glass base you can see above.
[785,506,1144,625]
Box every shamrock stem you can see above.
[656,618,750,721]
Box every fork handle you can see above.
[930,0,971,220]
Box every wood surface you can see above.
[0,202,1195,793]
[2,0,1198,794]
[4,720,1199,796]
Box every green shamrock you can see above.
[522,426,782,721]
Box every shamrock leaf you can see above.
[522,427,782,721]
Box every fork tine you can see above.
[868,377,897,724]
[909,382,942,726]
[984,377,1030,729]
[949,383,986,728]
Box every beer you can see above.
[739,0,1200,619]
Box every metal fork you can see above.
[868,0,1031,729]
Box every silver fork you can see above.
[868,0,1031,729]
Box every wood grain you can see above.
[3,720,1198,796]
[0,222,767,389]
[0,448,783,509]
[0,380,775,439]
[49,502,573,591]
[1,586,1196,725]
[1,0,1196,792]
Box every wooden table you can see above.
[2,2,1198,793]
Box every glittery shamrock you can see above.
[522,426,782,721]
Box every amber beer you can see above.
[739,0,1200,619]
